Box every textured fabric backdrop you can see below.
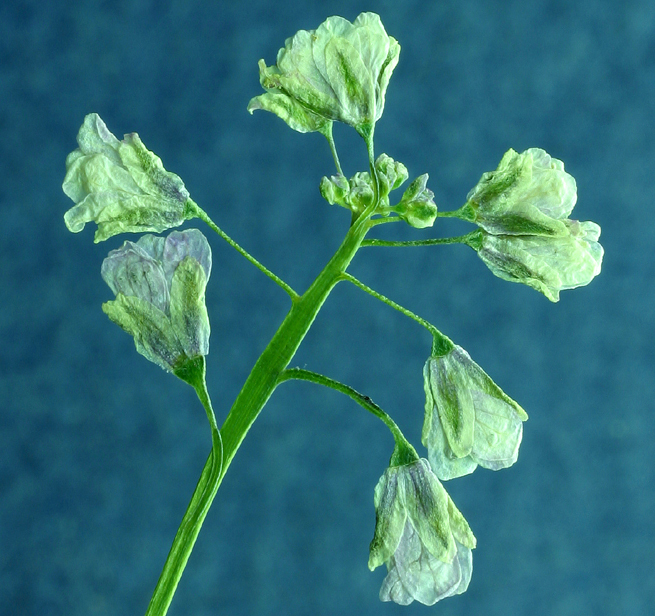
[1,1,653,615]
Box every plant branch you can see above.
[145,357,223,616]
[188,199,299,301]
[277,367,414,455]
[361,230,480,248]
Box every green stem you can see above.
[341,273,453,358]
[144,208,375,615]
[323,123,343,176]
[361,230,480,248]
[145,357,223,616]
[437,202,476,222]
[364,129,380,210]
[340,272,435,335]
[277,367,410,449]
[218,211,373,474]
[188,199,299,302]
[368,215,401,227]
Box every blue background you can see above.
[1,1,653,615]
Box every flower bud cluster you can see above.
[320,153,408,216]
[320,153,437,227]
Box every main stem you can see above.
[220,210,372,474]
[144,211,373,616]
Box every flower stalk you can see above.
[145,357,222,616]
[278,367,414,454]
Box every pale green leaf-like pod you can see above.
[466,148,579,237]
[247,81,332,135]
[63,113,194,242]
[477,221,603,302]
[248,13,400,137]
[102,294,184,372]
[466,148,604,300]
[369,459,476,606]
[101,229,211,372]
[423,346,528,481]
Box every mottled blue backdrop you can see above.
[1,1,653,615]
